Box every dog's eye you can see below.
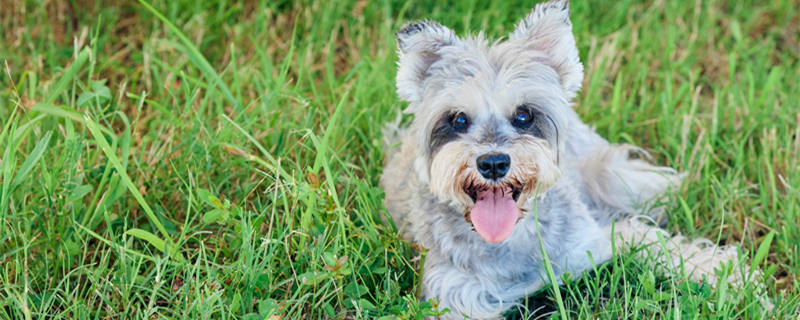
[512,107,533,128]
[450,112,470,132]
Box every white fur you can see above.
[395,20,459,103]
[613,217,742,285]
[509,0,584,100]
[381,1,759,318]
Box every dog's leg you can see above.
[611,217,755,289]
[419,253,534,320]
[418,213,613,319]
[581,145,770,305]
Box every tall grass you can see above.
[1,0,798,318]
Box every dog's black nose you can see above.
[476,153,510,180]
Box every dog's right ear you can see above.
[395,21,458,103]
[510,0,583,100]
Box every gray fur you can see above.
[382,1,752,318]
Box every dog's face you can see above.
[395,0,582,243]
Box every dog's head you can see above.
[395,0,581,243]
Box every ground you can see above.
[0,0,798,319]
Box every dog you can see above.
[380,1,752,318]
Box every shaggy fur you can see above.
[381,1,751,318]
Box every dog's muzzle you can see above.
[463,171,525,243]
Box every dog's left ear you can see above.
[395,20,460,104]
[510,0,583,99]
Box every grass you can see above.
[0,0,798,318]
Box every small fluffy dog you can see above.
[381,1,748,318]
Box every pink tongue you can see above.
[470,188,519,243]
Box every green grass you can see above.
[1,0,798,318]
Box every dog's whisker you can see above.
[544,113,560,165]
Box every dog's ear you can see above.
[510,0,583,99]
[395,20,459,103]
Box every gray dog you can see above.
[381,0,748,318]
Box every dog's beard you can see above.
[429,136,561,243]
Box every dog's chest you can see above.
[438,186,588,276]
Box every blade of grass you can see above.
[751,230,775,272]
[0,112,19,236]
[75,223,159,263]
[125,228,166,253]
[137,0,242,115]
[82,113,178,259]
[219,114,293,181]
[45,48,91,104]
[532,196,568,320]
[31,103,114,136]
[11,131,52,189]
[312,89,350,174]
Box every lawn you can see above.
[0,0,798,318]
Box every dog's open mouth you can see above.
[463,183,523,243]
